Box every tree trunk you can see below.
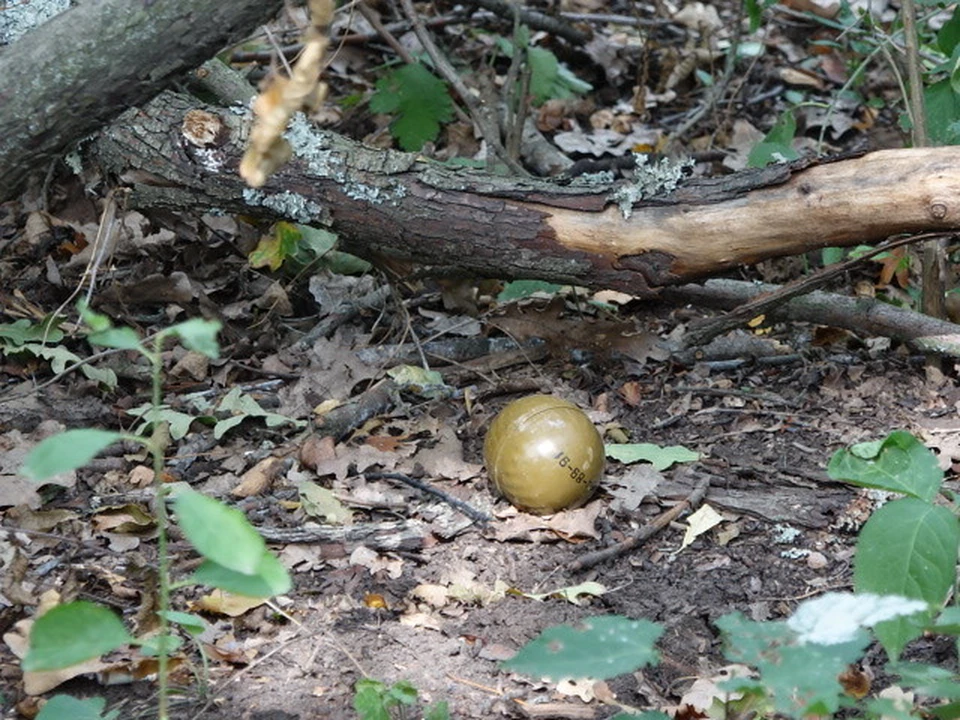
[95,91,960,296]
[0,0,284,201]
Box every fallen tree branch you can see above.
[681,232,958,347]
[662,278,960,355]
[92,91,960,299]
[0,0,285,201]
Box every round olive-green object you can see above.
[483,395,604,514]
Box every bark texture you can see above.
[95,92,960,296]
[0,0,284,201]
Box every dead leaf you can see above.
[680,504,723,550]
[300,434,337,470]
[411,583,449,608]
[170,351,210,381]
[194,590,267,617]
[0,427,76,509]
[350,546,403,579]
[399,610,443,631]
[556,677,596,701]
[298,480,352,524]
[231,456,283,497]
[92,504,155,534]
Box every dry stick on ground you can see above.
[364,471,492,524]
[566,475,710,572]
[681,231,957,348]
[356,2,417,64]
[664,278,960,355]
[463,0,590,44]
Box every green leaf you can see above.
[297,225,372,275]
[504,615,662,680]
[370,63,454,151]
[933,605,960,635]
[527,45,560,105]
[821,247,845,265]
[354,679,392,720]
[939,6,960,55]
[127,405,199,441]
[36,695,119,720]
[523,46,592,106]
[174,489,268,574]
[383,679,418,706]
[827,431,942,502]
[424,701,451,720]
[87,326,143,351]
[9,343,118,389]
[854,498,959,659]
[167,318,221,359]
[138,633,184,657]
[157,610,209,636]
[717,612,869,717]
[925,79,960,145]
[747,110,799,168]
[249,221,302,271]
[190,553,292,597]
[78,303,113,333]
[0,317,63,345]
[889,661,960,698]
[605,443,700,471]
[946,44,960,98]
[213,387,305,439]
[497,280,563,302]
[23,601,133,671]
[20,429,126,481]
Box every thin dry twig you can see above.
[566,476,709,571]
[682,231,954,348]
[356,1,416,64]
[364,471,492,525]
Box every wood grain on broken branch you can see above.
[95,92,960,297]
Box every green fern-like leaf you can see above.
[370,63,454,151]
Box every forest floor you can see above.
[2,0,959,718]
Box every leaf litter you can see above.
[1,0,958,715]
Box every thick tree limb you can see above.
[94,92,960,297]
[0,0,284,201]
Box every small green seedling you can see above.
[19,307,291,720]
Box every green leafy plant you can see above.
[827,430,960,658]
[747,109,799,168]
[605,442,700,471]
[504,431,960,718]
[0,316,119,388]
[493,26,592,106]
[353,678,450,720]
[19,306,291,720]
[249,221,371,274]
[369,62,455,151]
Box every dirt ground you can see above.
[3,0,960,717]
[3,273,957,719]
